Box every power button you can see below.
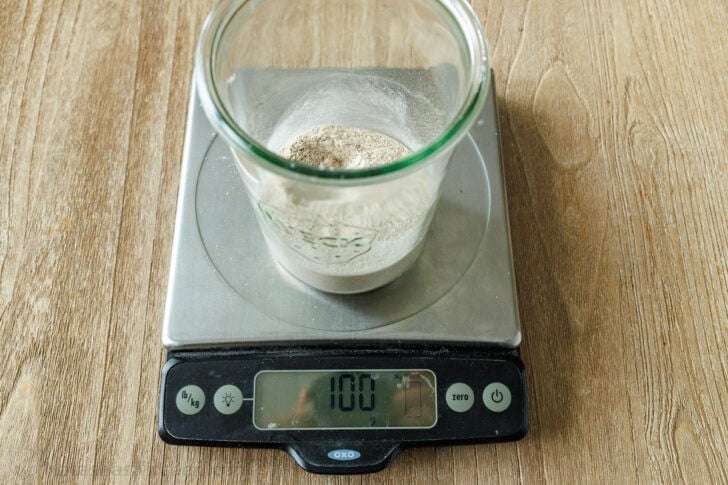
[482,382,511,412]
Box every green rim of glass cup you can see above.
[196,0,490,183]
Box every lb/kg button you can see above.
[175,385,205,415]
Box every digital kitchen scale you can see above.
[158,70,528,474]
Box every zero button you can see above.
[445,383,475,413]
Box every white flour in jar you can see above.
[254,124,440,293]
[279,124,410,169]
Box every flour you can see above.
[252,124,441,293]
[279,124,410,169]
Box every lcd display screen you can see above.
[253,370,437,430]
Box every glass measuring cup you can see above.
[196,0,489,294]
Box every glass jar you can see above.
[196,0,489,293]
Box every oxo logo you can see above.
[327,449,361,461]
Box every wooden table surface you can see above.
[1,0,726,483]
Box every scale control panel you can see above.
[159,345,527,474]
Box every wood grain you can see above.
[1,0,726,483]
